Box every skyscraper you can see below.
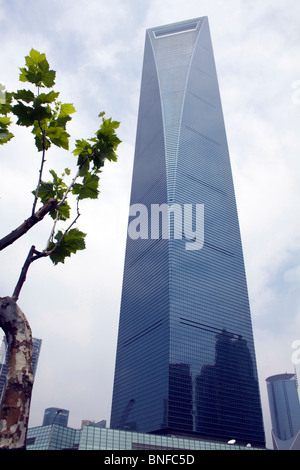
[266,373,300,450]
[42,408,69,427]
[110,17,265,447]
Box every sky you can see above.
[0,0,299,449]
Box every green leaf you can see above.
[54,102,75,129]
[59,103,76,117]
[78,158,90,177]
[11,102,35,127]
[36,90,60,104]
[72,172,99,200]
[92,150,105,170]
[73,138,92,157]
[57,202,71,220]
[50,201,71,221]
[33,131,51,152]
[46,125,70,149]
[94,115,121,163]
[12,101,52,127]
[0,116,14,144]
[50,169,68,199]
[49,228,86,265]
[19,67,29,83]
[26,49,46,67]
[41,69,56,88]
[0,116,11,127]
[34,181,55,203]
[19,49,56,88]
[13,89,35,103]
[49,169,60,185]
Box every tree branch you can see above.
[56,197,81,245]
[44,209,59,252]
[56,155,89,210]
[31,129,46,216]
[11,246,36,301]
[0,198,58,252]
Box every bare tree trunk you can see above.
[0,297,33,450]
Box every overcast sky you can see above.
[0,0,299,449]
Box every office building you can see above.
[81,419,106,429]
[110,17,265,447]
[26,423,262,450]
[266,373,300,450]
[42,407,69,427]
[27,414,106,450]
[26,423,81,450]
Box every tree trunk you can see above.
[0,297,33,450]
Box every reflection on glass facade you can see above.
[110,17,265,447]
[77,426,262,451]
[266,373,300,449]
[26,424,81,450]
[42,407,69,427]
[27,424,263,450]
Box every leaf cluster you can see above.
[0,49,75,151]
[48,228,87,265]
[0,49,121,266]
[72,112,121,199]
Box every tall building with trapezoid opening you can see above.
[110,17,265,448]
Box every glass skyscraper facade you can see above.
[42,408,69,427]
[110,17,265,447]
[266,373,300,449]
[26,424,262,450]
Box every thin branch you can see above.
[45,210,59,252]
[53,198,81,247]
[56,155,90,210]
[0,198,58,252]
[2,135,87,253]
[11,197,81,301]
[57,167,80,209]
[11,242,51,301]
[33,198,81,260]
[31,129,47,216]
[12,245,37,301]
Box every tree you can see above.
[0,49,121,449]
